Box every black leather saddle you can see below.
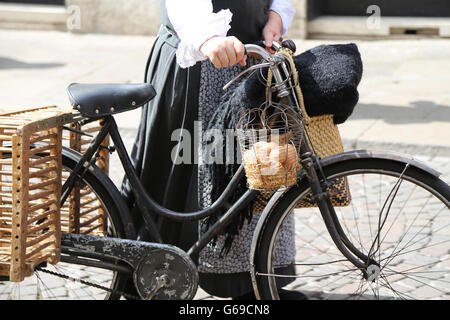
[67,83,156,118]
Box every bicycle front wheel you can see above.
[253,157,450,300]
[0,153,128,300]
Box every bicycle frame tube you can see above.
[106,116,259,246]
[61,117,112,206]
[63,115,258,249]
[108,117,257,221]
[187,189,258,258]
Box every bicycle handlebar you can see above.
[223,41,290,92]
[244,39,295,62]
[244,43,275,62]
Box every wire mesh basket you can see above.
[237,103,303,191]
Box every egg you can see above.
[243,149,258,165]
[260,159,284,175]
[252,141,277,163]
[268,144,298,170]
[243,141,298,187]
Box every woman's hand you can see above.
[200,36,247,68]
[262,10,283,53]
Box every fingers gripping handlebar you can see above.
[244,39,297,59]
[223,39,296,95]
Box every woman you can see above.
[122,0,304,299]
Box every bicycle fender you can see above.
[317,149,441,178]
[62,146,137,239]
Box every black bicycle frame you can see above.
[61,115,259,258]
[62,87,375,275]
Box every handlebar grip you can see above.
[281,39,296,54]
[246,40,296,54]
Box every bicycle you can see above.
[0,41,449,300]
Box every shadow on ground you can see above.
[0,57,64,70]
[351,101,450,124]
[302,290,392,300]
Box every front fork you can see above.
[299,150,379,279]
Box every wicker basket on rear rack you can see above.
[0,106,110,282]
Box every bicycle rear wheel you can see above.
[0,153,128,300]
[253,157,450,300]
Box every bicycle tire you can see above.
[253,157,450,300]
[0,152,128,300]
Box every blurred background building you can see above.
[0,0,449,39]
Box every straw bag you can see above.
[251,48,351,213]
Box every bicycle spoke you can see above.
[386,263,450,275]
[384,266,450,286]
[381,239,449,270]
[388,205,447,257]
[320,270,363,300]
[383,266,448,295]
[257,268,359,279]
[368,166,408,260]
[377,183,419,253]
[54,263,113,299]
[379,274,414,300]
[381,222,450,270]
[300,218,340,252]
[368,281,379,300]
[362,174,375,242]
[381,193,435,267]
[385,270,450,285]
[54,265,88,299]
[373,176,406,263]
[349,191,365,254]
[351,276,371,300]
[273,259,349,268]
[35,271,58,300]
[336,205,368,256]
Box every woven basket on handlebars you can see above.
[251,48,351,213]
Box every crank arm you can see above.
[60,233,198,300]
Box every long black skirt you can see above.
[121,26,200,252]
[121,26,270,298]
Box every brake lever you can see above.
[222,62,273,91]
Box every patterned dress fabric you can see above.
[197,58,296,274]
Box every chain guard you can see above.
[61,233,198,300]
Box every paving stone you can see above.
[413,285,445,299]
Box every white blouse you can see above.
[165,0,296,68]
